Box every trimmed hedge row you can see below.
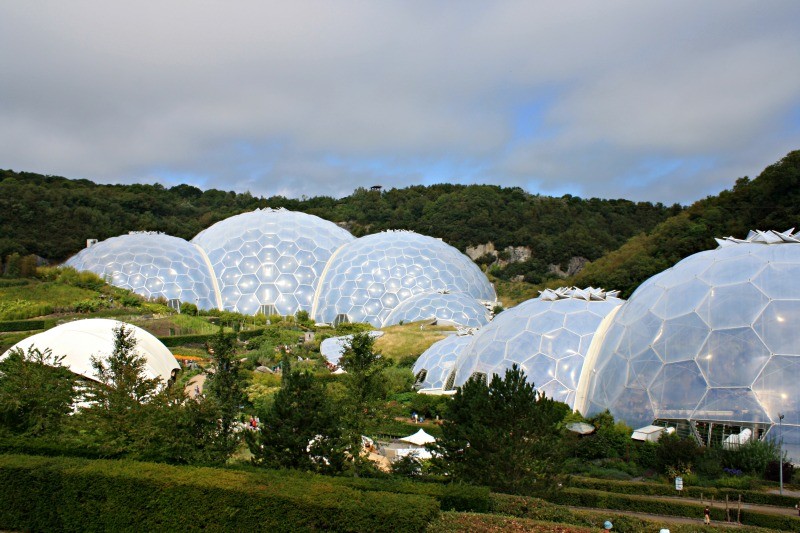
[0,319,45,332]
[490,493,773,533]
[335,478,491,512]
[157,332,215,347]
[570,476,799,508]
[158,328,267,347]
[0,454,440,532]
[549,487,800,531]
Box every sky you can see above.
[1,2,799,205]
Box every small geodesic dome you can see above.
[413,334,473,393]
[65,232,219,310]
[577,230,800,462]
[451,287,623,407]
[383,291,490,328]
[1,319,179,384]
[311,230,496,328]
[191,208,355,316]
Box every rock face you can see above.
[466,242,532,267]
[548,256,588,278]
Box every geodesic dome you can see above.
[413,334,473,393]
[383,291,490,328]
[191,208,354,316]
[312,231,496,328]
[1,318,179,384]
[319,331,384,366]
[577,230,800,461]
[65,232,219,310]
[452,287,623,407]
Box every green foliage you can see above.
[573,410,632,461]
[0,454,441,532]
[548,487,800,530]
[0,319,45,332]
[433,365,568,495]
[656,432,702,477]
[247,367,345,473]
[722,439,781,477]
[204,328,246,456]
[569,150,800,295]
[0,347,79,436]
[339,332,389,475]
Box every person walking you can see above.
[704,505,711,525]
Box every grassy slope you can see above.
[374,322,454,361]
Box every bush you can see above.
[0,454,441,532]
[549,487,800,530]
[157,333,216,347]
[0,320,45,332]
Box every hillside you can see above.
[559,150,800,296]
[0,170,675,286]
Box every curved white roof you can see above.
[384,292,490,328]
[192,208,355,316]
[413,334,472,392]
[66,232,219,310]
[1,319,179,384]
[313,231,496,327]
[452,288,623,407]
[580,233,800,461]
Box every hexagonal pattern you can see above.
[192,208,355,316]
[582,235,800,461]
[312,231,496,327]
[412,334,473,391]
[383,291,490,328]
[65,232,218,309]
[451,289,624,408]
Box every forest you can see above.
[2,149,799,297]
[0,169,676,286]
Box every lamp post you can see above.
[779,413,785,495]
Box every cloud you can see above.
[0,1,799,203]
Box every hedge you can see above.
[490,493,774,533]
[0,454,440,532]
[569,476,799,508]
[157,332,215,347]
[548,487,800,531]
[335,478,491,512]
[0,319,45,332]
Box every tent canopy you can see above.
[399,429,436,446]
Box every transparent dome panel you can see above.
[192,208,354,316]
[383,292,489,328]
[66,233,218,310]
[413,335,472,391]
[314,231,496,327]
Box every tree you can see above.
[80,324,165,455]
[433,365,568,495]
[339,332,388,476]
[247,366,344,473]
[0,346,79,436]
[203,328,245,456]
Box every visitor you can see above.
[602,520,612,530]
[704,506,710,525]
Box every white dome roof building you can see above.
[191,208,355,316]
[2,318,180,385]
[413,334,473,394]
[576,230,800,462]
[451,287,624,407]
[312,231,496,328]
[65,232,220,310]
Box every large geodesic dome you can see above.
[413,334,473,393]
[1,319,179,384]
[192,208,355,316]
[577,230,800,461]
[452,287,623,407]
[65,232,219,310]
[383,291,490,328]
[312,231,496,328]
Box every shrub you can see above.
[0,320,45,332]
[0,454,441,532]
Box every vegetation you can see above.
[433,365,568,495]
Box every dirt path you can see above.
[185,373,206,398]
